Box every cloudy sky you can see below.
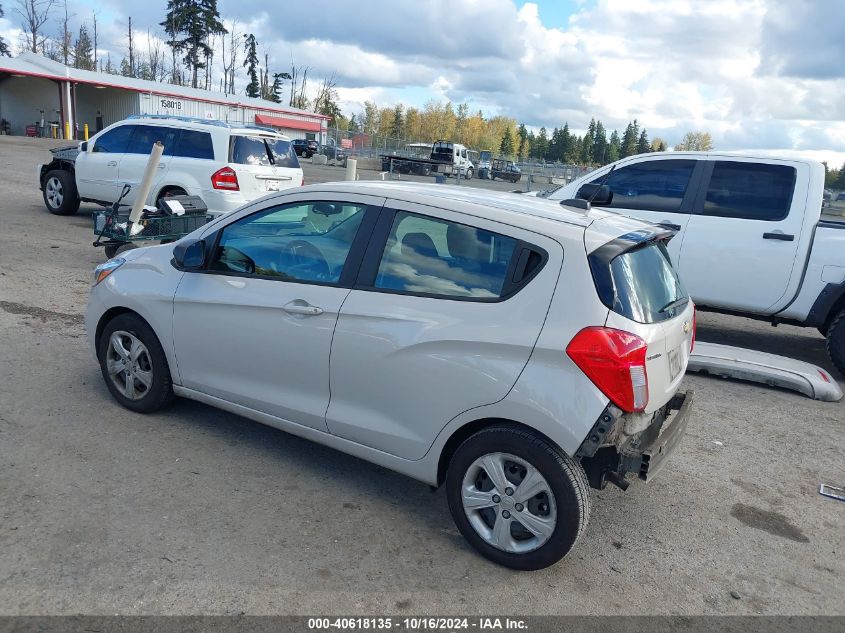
[3,0,844,165]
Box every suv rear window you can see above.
[590,240,688,324]
[229,135,300,168]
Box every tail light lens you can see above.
[566,327,649,413]
[211,167,239,191]
[301,176,305,186]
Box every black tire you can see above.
[465,168,473,180]
[446,425,590,570]
[103,242,137,259]
[98,313,174,413]
[826,309,845,376]
[42,169,80,215]
[156,186,187,205]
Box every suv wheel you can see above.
[43,169,81,215]
[446,426,590,570]
[98,313,174,413]
[826,308,845,376]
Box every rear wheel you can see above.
[826,309,845,376]
[156,186,187,205]
[98,313,174,413]
[43,169,80,215]
[446,426,590,570]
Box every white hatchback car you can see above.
[86,182,695,570]
[40,115,304,217]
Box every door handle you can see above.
[283,300,323,316]
[157,163,167,170]
[658,221,682,231]
[107,161,118,167]
[763,232,794,241]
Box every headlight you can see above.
[92,257,125,286]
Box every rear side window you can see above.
[703,161,796,221]
[125,125,179,156]
[175,130,214,160]
[592,160,696,213]
[590,241,688,324]
[374,211,535,300]
[92,125,133,153]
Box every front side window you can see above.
[125,125,179,156]
[374,211,520,299]
[175,129,215,160]
[209,202,367,284]
[92,125,134,153]
[703,161,796,221]
[592,159,696,213]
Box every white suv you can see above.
[40,115,304,217]
[86,182,695,570]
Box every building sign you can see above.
[340,138,353,149]
[160,98,183,111]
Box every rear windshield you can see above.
[591,241,688,324]
[229,135,300,169]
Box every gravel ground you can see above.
[0,136,842,615]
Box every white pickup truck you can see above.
[542,152,845,374]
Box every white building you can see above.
[0,52,330,141]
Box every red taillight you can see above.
[566,327,649,413]
[211,167,239,191]
[300,176,305,186]
[690,306,697,353]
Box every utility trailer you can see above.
[380,140,475,179]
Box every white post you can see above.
[345,158,358,181]
[128,141,165,226]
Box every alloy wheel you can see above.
[105,330,154,401]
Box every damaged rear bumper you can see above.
[578,390,694,489]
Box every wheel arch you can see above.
[436,417,562,487]
[40,160,75,188]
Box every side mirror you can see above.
[576,183,613,206]
[80,141,88,152]
[172,238,206,270]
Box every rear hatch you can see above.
[585,217,695,413]
[228,133,303,197]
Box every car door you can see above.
[117,125,179,206]
[677,159,808,312]
[579,157,705,264]
[75,124,133,202]
[325,203,562,460]
[172,193,383,431]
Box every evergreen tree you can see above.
[0,5,10,56]
[636,129,650,154]
[607,130,621,163]
[534,127,549,160]
[391,104,404,140]
[835,162,845,190]
[592,120,607,164]
[517,123,528,159]
[242,34,260,98]
[161,0,227,88]
[73,24,95,70]
[526,130,536,159]
[620,120,639,158]
[560,123,574,163]
[580,118,596,164]
[499,128,515,156]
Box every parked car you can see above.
[544,152,845,373]
[490,158,522,183]
[292,138,319,158]
[39,115,304,218]
[320,138,347,164]
[86,182,694,570]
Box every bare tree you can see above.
[312,73,338,115]
[60,0,71,64]
[147,30,166,83]
[14,0,56,54]
[92,10,98,68]
[220,19,239,95]
[288,62,309,109]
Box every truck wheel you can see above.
[446,425,590,570]
[826,309,845,376]
[43,169,80,216]
[466,168,473,180]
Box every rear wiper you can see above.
[659,297,689,313]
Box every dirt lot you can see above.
[0,136,843,615]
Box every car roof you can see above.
[120,116,291,139]
[292,181,638,242]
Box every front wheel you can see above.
[465,168,473,180]
[446,426,590,570]
[98,313,174,413]
[826,309,845,376]
[43,169,80,215]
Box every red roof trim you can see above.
[254,114,324,132]
[0,67,331,119]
